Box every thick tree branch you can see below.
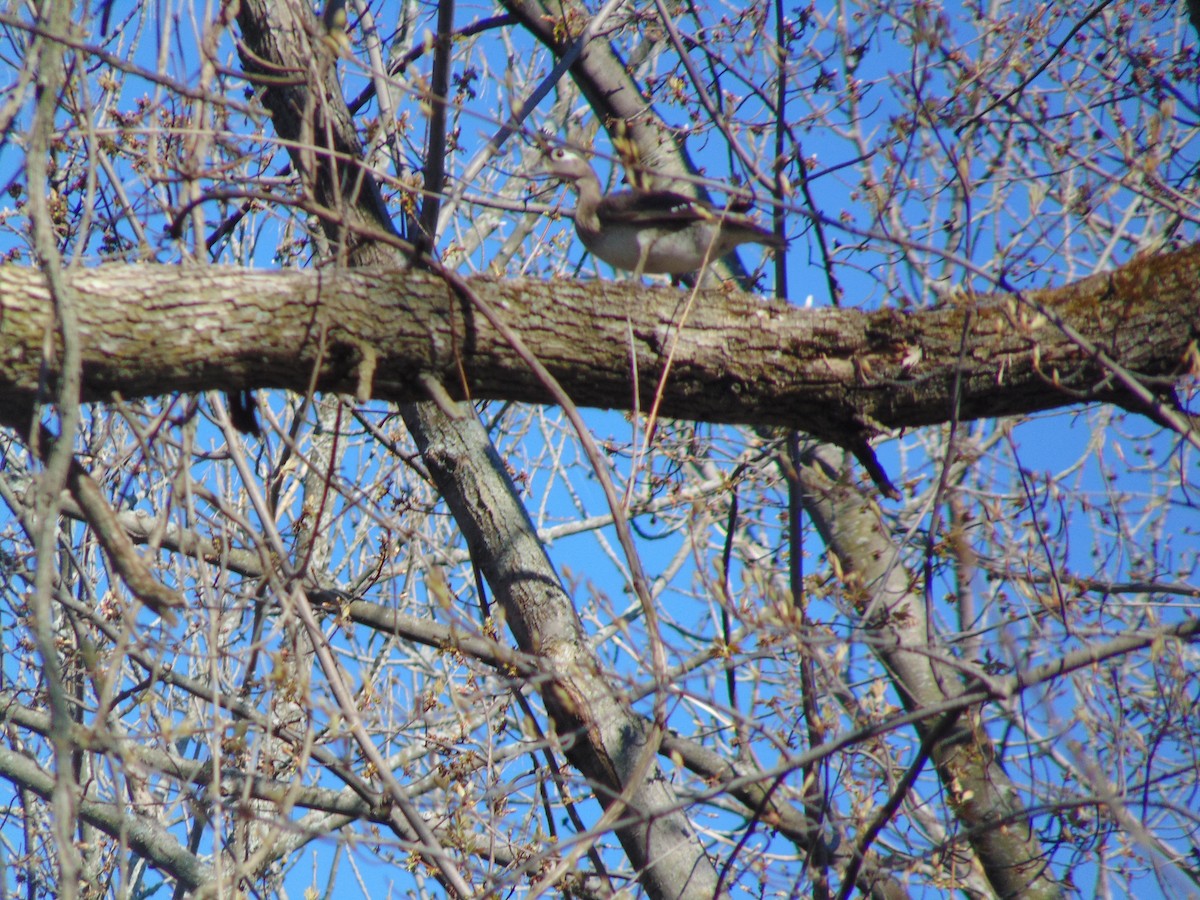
[796,445,1064,899]
[0,250,1196,448]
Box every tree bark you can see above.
[404,398,726,897]
[1,250,1196,444]
[797,445,1064,900]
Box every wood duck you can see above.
[542,147,785,277]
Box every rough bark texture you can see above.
[798,446,1064,900]
[404,399,725,897]
[1,249,1196,442]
